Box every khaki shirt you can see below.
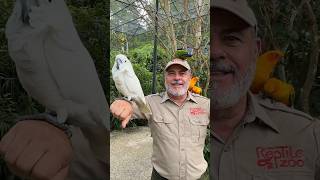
[132,91,210,180]
[210,93,320,180]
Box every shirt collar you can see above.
[247,92,280,133]
[160,91,198,104]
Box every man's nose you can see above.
[211,38,226,61]
[173,74,181,80]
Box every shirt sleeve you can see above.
[130,96,152,120]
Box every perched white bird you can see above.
[112,54,151,114]
[5,0,109,169]
[5,0,109,129]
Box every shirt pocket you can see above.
[152,115,174,139]
[189,116,209,143]
[252,171,314,180]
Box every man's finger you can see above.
[110,100,122,113]
[113,106,126,119]
[30,150,62,179]
[121,116,131,128]
[109,100,118,111]
[119,108,132,122]
[51,166,69,180]
[13,140,47,177]
[4,137,30,167]
[0,126,18,155]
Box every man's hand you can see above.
[110,100,133,128]
[0,120,72,180]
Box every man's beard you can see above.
[165,80,189,97]
[211,60,256,110]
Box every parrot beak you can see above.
[116,61,119,70]
[20,0,42,24]
[20,0,30,24]
[116,58,123,70]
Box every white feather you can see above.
[5,0,109,129]
[112,54,150,114]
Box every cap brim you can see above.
[165,63,190,71]
[211,0,257,27]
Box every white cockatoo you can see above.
[6,0,109,166]
[5,0,109,130]
[112,54,151,114]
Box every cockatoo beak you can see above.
[20,0,41,24]
[116,58,123,70]
[21,0,30,24]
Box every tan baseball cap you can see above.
[211,0,257,27]
[164,58,191,71]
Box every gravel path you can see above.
[111,126,153,180]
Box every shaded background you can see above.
[0,0,109,178]
[249,0,320,116]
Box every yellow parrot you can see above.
[189,76,202,94]
[250,50,284,93]
[263,78,295,106]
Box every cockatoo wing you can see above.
[6,0,109,129]
[33,0,109,129]
[112,70,131,98]
[115,68,150,114]
[6,0,68,123]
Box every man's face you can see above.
[165,64,192,97]
[211,8,260,109]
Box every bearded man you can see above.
[210,0,320,179]
[111,58,209,180]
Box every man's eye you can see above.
[225,35,240,42]
[223,35,242,46]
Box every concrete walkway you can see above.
[111,126,153,180]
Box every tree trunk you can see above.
[300,0,319,113]
[160,0,177,54]
[194,0,203,55]
[183,0,189,49]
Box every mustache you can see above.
[171,80,183,85]
[211,63,235,72]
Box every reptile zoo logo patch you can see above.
[190,107,206,116]
[256,146,304,169]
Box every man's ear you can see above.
[188,70,192,80]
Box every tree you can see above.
[249,0,320,115]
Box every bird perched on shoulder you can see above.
[250,50,284,94]
[112,54,151,114]
[263,78,295,106]
[188,76,202,94]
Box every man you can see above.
[110,58,209,180]
[210,0,320,180]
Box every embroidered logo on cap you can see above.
[256,146,304,169]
